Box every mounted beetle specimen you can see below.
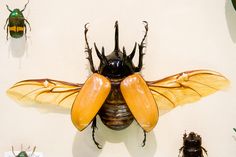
[7,21,229,149]
[4,0,31,40]
[11,146,36,157]
[179,132,207,157]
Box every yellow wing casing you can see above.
[71,73,111,131]
[120,73,158,132]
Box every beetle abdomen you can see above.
[99,82,134,130]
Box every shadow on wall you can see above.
[225,0,236,43]
[7,37,28,68]
[72,118,157,157]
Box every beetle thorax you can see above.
[10,9,24,18]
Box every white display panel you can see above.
[0,0,235,157]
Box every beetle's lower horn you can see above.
[128,43,137,60]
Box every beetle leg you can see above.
[11,146,17,157]
[91,117,102,149]
[135,21,148,72]
[141,130,147,147]
[6,26,9,40]
[84,23,96,73]
[178,146,184,157]
[30,146,36,156]
[4,18,9,40]
[24,19,31,31]
[24,24,27,40]
[201,146,208,156]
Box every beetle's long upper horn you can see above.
[114,21,120,53]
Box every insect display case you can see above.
[0,0,235,157]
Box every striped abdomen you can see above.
[99,82,134,130]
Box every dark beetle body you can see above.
[179,132,207,157]
[86,21,147,131]
[97,51,136,130]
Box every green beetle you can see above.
[4,0,31,39]
[11,146,36,157]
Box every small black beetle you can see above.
[179,132,207,157]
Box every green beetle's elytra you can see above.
[4,0,31,40]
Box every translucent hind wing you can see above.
[7,79,83,109]
[147,70,230,110]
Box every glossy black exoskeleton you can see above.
[179,132,207,157]
[85,21,148,148]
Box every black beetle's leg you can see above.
[91,117,102,149]
[178,146,184,157]
[142,130,147,147]
[201,146,208,156]
[11,146,17,157]
[135,21,148,72]
[84,23,96,73]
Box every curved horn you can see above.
[128,42,137,60]
[94,43,102,60]
[94,43,108,64]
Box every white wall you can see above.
[0,0,236,156]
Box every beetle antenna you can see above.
[128,42,137,60]
[6,5,12,12]
[21,0,30,12]
[114,21,120,54]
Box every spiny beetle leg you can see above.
[84,23,96,73]
[142,130,147,147]
[91,117,102,149]
[136,21,148,72]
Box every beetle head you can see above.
[183,132,202,147]
[95,21,137,79]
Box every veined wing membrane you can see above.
[147,70,230,110]
[7,79,83,109]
